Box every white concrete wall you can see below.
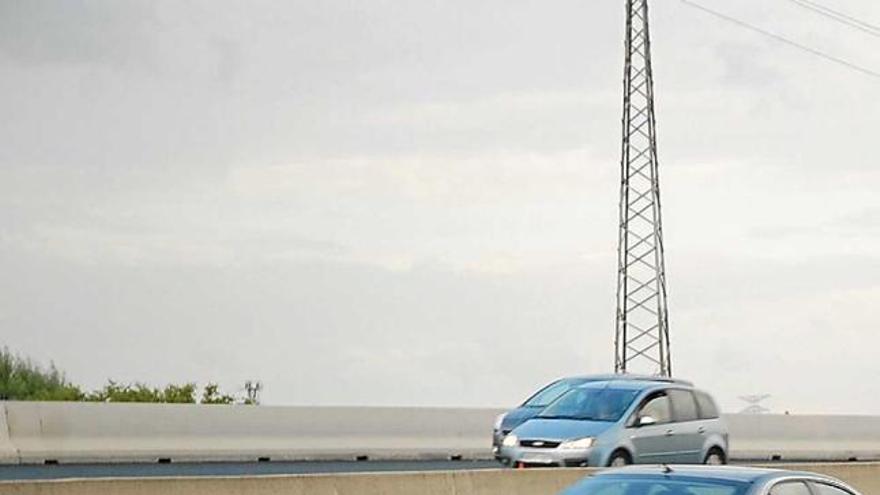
[5,401,504,463]
[0,469,590,495]
[0,403,19,464]
[2,464,880,495]
[4,401,880,464]
[728,414,880,461]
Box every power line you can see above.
[680,0,880,80]
[784,0,880,38]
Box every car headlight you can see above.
[502,434,518,447]
[559,437,595,450]
[494,413,507,431]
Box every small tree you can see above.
[200,383,235,405]
[161,383,197,403]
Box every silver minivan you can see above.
[497,379,728,468]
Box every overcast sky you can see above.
[2,0,880,414]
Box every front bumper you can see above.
[492,429,511,459]
[497,443,598,468]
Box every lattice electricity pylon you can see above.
[614,0,672,377]
[738,394,772,414]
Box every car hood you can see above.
[501,406,543,432]
[512,418,616,441]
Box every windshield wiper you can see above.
[575,416,611,422]
[537,414,580,420]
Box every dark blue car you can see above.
[492,374,692,460]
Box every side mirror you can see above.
[637,415,657,427]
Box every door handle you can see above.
[697,427,706,434]
[665,429,674,436]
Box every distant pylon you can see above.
[614,0,672,377]
[738,394,772,414]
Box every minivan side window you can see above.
[635,392,671,425]
[669,389,699,422]
[695,390,720,419]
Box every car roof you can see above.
[595,465,834,483]
[563,373,694,386]
[575,379,679,392]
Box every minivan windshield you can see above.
[538,387,639,422]
[523,379,587,407]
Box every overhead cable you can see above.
[680,0,880,80]
[783,0,880,38]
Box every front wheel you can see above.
[704,448,727,465]
[608,450,632,467]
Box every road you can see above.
[0,460,503,481]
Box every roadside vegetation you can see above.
[0,347,246,404]
[0,348,83,401]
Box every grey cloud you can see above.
[0,0,160,69]
[4,242,879,412]
[2,0,880,414]
[211,37,242,84]
[714,41,785,88]
[670,252,880,309]
[748,206,880,241]
[0,247,615,407]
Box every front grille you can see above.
[519,439,561,449]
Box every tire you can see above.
[704,448,727,465]
[608,450,633,468]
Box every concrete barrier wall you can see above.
[728,414,880,461]
[2,465,880,495]
[0,469,591,495]
[0,403,19,464]
[5,401,880,464]
[4,401,505,463]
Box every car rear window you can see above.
[695,391,720,419]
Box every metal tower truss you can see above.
[614,0,671,377]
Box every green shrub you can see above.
[0,347,84,401]
[1,347,251,405]
[200,383,235,404]
[85,381,197,403]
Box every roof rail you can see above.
[610,373,694,386]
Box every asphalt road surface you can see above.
[0,460,503,481]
